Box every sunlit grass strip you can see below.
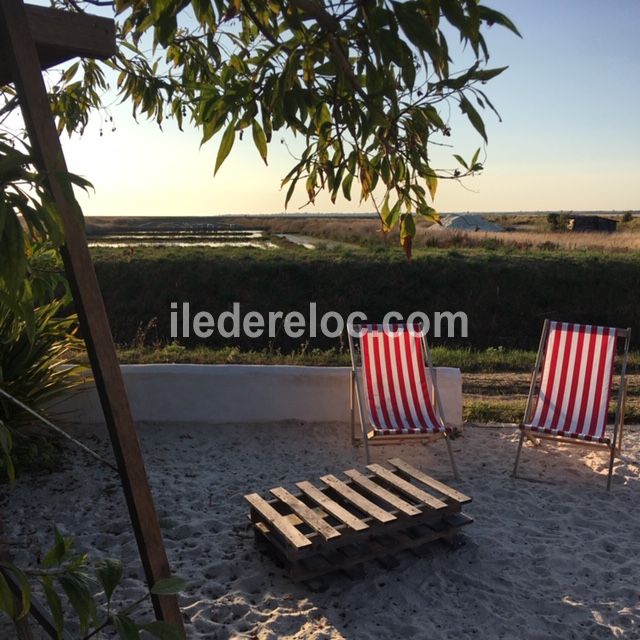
[68,345,640,374]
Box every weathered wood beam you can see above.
[0,1,185,635]
[0,4,116,86]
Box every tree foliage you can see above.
[43,0,519,257]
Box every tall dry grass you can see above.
[229,214,640,253]
[425,229,640,253]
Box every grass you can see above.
[74,344,543,371]
[464,390,640,425]
[77,344,542,371]
[464,399,525,424]
[111,344,351,366]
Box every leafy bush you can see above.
[546,213,570,231]
[546,213,559,229]
[0,244,84,481]
[0,528,185,639]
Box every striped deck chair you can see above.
[513,319,631,490]
[348,323,458,477]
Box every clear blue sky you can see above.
[61,0,640,216]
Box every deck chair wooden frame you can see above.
[347,322,458,478]
[512,319,631,490]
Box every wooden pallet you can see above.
[245,458,472,581]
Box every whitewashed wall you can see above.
[50,365,463,427]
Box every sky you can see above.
[59,0,640,216]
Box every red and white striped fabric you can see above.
[358,324,446,435]
[525,321,618,443]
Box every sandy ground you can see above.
[2,421,640,639]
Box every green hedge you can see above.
[93,249,640,351]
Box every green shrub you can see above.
[0,528,185,639]
[0,245,85,481]
[92,249,640,352]
[546,213,560,229]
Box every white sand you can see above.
[2,421,640,639]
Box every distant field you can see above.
[223,213,640,253]
[85,211,640,253]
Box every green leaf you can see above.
[65,171,94,193]
[477,5,521,37]
[359,160,373,200]
[113,614,141,640]
[1,564,31,620]
[392,1,441,71]
[453,154,469,170]
[400,50,416,89]
[471,66,508,82]
[283,176,298,209]
[0,420,15,484]
[400,213,416,241]
[42,577,64,638]
[379,195,391,230]
[251,120,268,165]
[314,103,331,133]
[0,203,26,292]
[58,573,96,633]
[425,171,437,201]
[440,0,468,33]
[43,528,69,568]
[422,105,446,130]
[150,576,186,596]
[382,199,401,230]
[61,61,80,83]
[96,558,123,604]
[213,121,236,175]
[341,173,353,201]
[142,621,184,640]
[459,96,487,142]
[0,572,15,619]
[417,203,439,222]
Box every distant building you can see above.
[566,215,617,232]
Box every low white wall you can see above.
[51,365,463,427]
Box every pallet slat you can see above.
[245,493,312,549]
[344,469,422,517]
[246,458,473,581]
[270,487,341,541]
[296,481,368,532]
[366,464,447,510]
[388,458,471,504]
[320,474,396,523]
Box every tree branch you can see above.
[79,0,115,6]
